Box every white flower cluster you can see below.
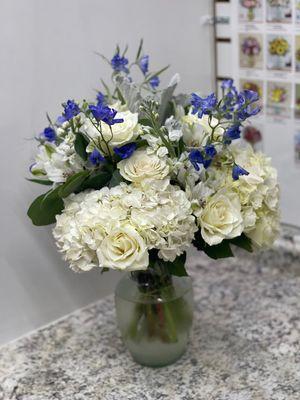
[53,179,197,272]
[31,126,84,183]
[190,143,280,248]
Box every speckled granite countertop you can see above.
[1,225,300,400]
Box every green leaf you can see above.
[165,253,188,277]
[229,234,253,253]
[136,39,144,61]
[27,187,64,226]
[44,143,55,157]
[145,65,170,83]
[116,87,126,105]
[26,178,53,186]
[74,133,89,160]
[193,230,234,259]
[101,79,112,102]
[58,171,90,198]
[82,170,111,190]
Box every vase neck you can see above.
[131,264,172,293]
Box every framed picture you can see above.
[240,79,264,103]
[239,0,263,23]
[239,33,263,69]
[267,34,292,71]
[266,0,292,23]
[267,81,292,108]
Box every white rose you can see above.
[246,210,280,248]
[198,191,244,246]
[117,148,169,183]
[182,112,224,147]
[97,224,149,271]
[84,109,141,153]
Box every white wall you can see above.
[0,0,214,344]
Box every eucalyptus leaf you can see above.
[158,76,178,124]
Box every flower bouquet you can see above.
[240,0,261,21]
[27,42,280,367]
[241,36,261,68]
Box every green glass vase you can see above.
[115,269,193,367]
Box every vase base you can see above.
[130,347,187,368]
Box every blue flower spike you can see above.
[114,143,137,159]
[89,149,105,166]
[232,165,249,181]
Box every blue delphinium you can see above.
[111,53,129,73]
[221,79,234,90]
[191,93,217,118]
[89,103,124,125]
[149,76,160,89]
[63,100,80,121]
[56,115,67,126]
[205,144,217,158]
[139,55,149,75]
[189,150,204,171]
[96,91,105,105]
[42,127,56,142]
[224,125,241,141]
[189,145,217,171]
[232,165,249,181]
[114,143,137,159]
[89,149,105,166]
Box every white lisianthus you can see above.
[117,148,169,183]
[97,224,148,271]
[198,191,244,246]
[182,112,224,147]
[32,132,84,183]
[83,109,141,152]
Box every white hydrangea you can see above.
[53,180,197,272]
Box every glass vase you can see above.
[115,270,193,367]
